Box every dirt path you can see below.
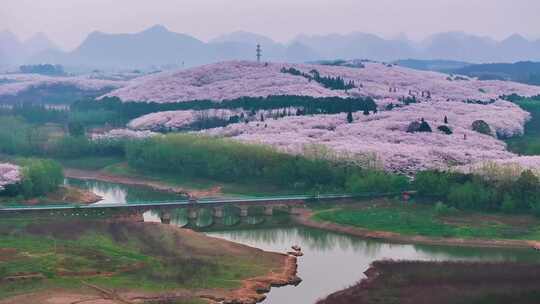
[64,168,223,198]
[294,208,540,250]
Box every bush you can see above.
[407,119,432,133]
[437,125,453,135]
[418,120,432,132]
[530,196,540,217]
[472,120,492,136]
[346,171,408,194]
[413,171,458,197]
[434,201,457,216]
[17,158,64,198]
[447,181,493,210]
[501,194,518,213]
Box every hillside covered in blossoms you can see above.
[100,60,540,173]
[104,60,540,103]
[0,163,20,191]
[0,73,126,103]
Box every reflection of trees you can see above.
[295,227,384,254]
[66,178,185,204]
[208,226,386,255]
[412,244,540,263]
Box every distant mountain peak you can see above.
[143,24,170,34]
[24,32,58,51]
[503,33,529,43]
[0,29,19,42]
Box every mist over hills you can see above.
[2,25,540,69]
[0,30,58,66]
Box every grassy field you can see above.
[316,260,540,304]
[0,216,283,302]
[312,200,540,240]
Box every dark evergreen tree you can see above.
[347,110,353,123]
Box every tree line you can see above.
[72,95,377,124]
[280,67,356,90]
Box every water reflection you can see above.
[65,178,540,304]
[65,178,186,204]
[207,226,540,304]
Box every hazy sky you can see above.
[2,0,539,50]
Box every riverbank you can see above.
[295,202,540,250]
[0,217,299,304]
[0,185,101,206]
[64,167,223,198]
[316,260,540,304]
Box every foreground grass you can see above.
[316,260,540,304]
[0,216,281,300]
[312,200,540,240]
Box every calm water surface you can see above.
[69,177,540,304]
[65,178,186,204]
[207,227,540,304]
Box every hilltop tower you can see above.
[256,44,262,63]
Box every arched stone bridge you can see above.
[0,193,409,224]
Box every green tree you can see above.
[347,110,353,123]
[68,121,85,137]
[514,170,539,210]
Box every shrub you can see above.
[447,181,493,210]
[501,194,518,213]
[437,125,453,135]
[346,171,408,194]
[407,119,432,133]
[413,171,459,197]
[418,120,432,132]
[434,201,457,216]
[17,158,64,198]
[406,121,421,133]
[472,120,492,136]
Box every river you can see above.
[68,178,540,304]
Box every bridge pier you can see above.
[239,205,249,217]
[213,206,224,218]
[264,205,274,216]
[160,211,171,225]
[188,208,198,220]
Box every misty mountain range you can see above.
[1,25,540,69]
